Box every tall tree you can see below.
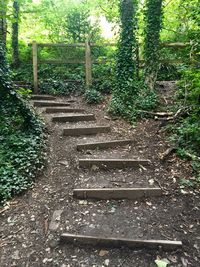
[144,0,163,90]
[0,0,8,47]
[110,0,138,116]
[12,0,20,67]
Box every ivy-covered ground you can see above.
[0,83,200,267]
[0,95,46,203]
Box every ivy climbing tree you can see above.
[12,0,20,67]
[110,0,138,118]
[144,0,163,90]
[0,0,8,47]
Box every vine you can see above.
[144,0,163,90]
[109,0,157,121]
[0,43,46,203]
[109,0,139,119]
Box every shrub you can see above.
[84,88,103,104]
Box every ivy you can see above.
[144,0,163,90]
[0,43,46,204]
[109,0,139,119]
[109,0,157,122]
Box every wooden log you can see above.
[73,188,162,200]
[77,139,133,151]
[33,101,71,107]
[78,159,150,169]
[52,114,95,123]
[63,126,111,136]
[60,233,182,251]
[45,108,85,113]
[31,95,56,100]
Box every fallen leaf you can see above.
[155,259,169,267]
[99,249,109,257]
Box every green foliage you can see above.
[168,68,200,182]
[0,43,45,204]
[144,0,163,90]
[0,127,45,202]
[157,63,181,81]
[66,7,101,42]
[110,0,140,119]
[84,87,103,104]
[40,78,82,96]
[109,81,157,122]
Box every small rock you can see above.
[49,210,63,231]
[104,259,110,266]
[12,250,20,260]
[148,179,155,186]
[99,249,109,257]
[79,200,88,205]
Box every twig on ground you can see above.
[160,147,177,161]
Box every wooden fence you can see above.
[31,40,189,94]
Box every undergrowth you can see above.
[0,45,46,204]
[109,80,157,122]
[168,68,200,186]
[84,87,103,104]
[0,95,46,204]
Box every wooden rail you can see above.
[31,41,189,93]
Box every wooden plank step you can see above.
[63,126,111,136]
[73,188,162,200]
[79,159,150,169]
[46,107,85,113]
[66,99,76,103]
[52,114,95,123]
[60,233,182,251]
[31,95,56,100]
[77,139,133,151]
[33,101,71,107]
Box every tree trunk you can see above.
[12,0,20,67]
[144,0,163,90]
[116,0,137,83]
[0,0,8,47]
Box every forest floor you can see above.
[0,82,200,267]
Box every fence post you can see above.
[32,41,38,94]
[85,38,92,87]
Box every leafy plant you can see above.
[84,88,103,104]
[0,43,45,204]
[40,78,82,96]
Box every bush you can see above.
[84,88,103,104]
[109,80,157,122]
[0,44,45,204]
[0,96,46,204]
[167,68,200,182]
[40,78,83,96]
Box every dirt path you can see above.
[0,83,200,267]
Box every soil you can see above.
[0,82,200,267]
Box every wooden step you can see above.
[66,99,76,103]
[73,188,162,200]
[63,126,111,136]
[46,107,85,113]
[77,139,133,151]
[60,233,182,251]
[33,101,71,107]
[31,95,56,100]
[52,114,95,123]
[79,159,150,169]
